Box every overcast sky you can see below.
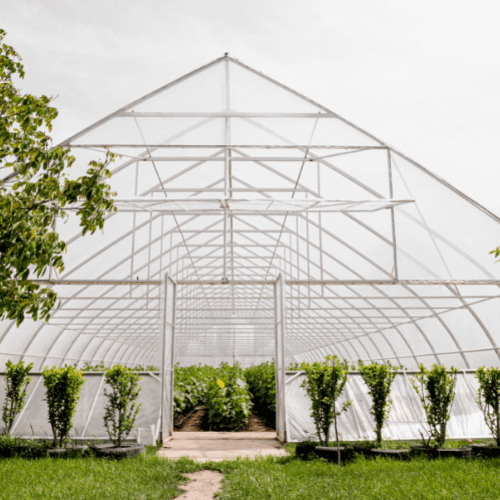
[3,0,500,216]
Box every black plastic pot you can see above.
[94,443,145,459]
[412,445,471,459]
[369,448,410,460]
[296,441,320,460]
[314,446,354,463]
[470,444,500,458]
[47,445,89,459]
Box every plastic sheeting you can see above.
[0,372,160,440]
[285,371,491,442]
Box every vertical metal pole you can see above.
[223,56,230,281]
[318,162,324,296]
[274,278,280,437]
[159,275,168,444]
[387,149,399,281]
[223,207,228,280]
[130,162,139,296]
[170,278,176,435]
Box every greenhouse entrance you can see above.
[2,54,500,446]
[159,275,287,443]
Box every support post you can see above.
[274,273,287,443]
[159,273,176,444]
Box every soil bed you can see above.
[174,406,275,432]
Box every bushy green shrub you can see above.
[411,364,458,447]
[287,361,310,371]
[103,365,142,447]
[301,355,351,457]
[476,366,500,447]
[204,362,252,431]
[42,365,85,447]
[173,363,213,416]
[80,362,159,372]
[2,360,33,435]
[358,360,399,446]
[244,360,276,427]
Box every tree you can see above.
[411,364,458,447]
[358,360,399,447]
[103,365,142,448]
[0,29,116,326]
[1,360,33,435]
[301,355,351,464]
[476,366,500,447]
[42,365,85,447]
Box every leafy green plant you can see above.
[301,355,351,463]
[411,364,458,447]
[287,361,310,371]
[0,29,117,326]
[476,366,500,447]
[244,360,276,427]
[103,365,142,447]
[358,360,399,446]
[204,362,252,431]
[173,363,212,417]
[42,365,85,447]
[1,360,33,435]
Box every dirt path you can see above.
[175,471,223,500]
[175,407,275,432]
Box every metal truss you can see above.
[2,54,500,371]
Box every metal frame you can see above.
[2,54,500,438]
[159,274,176,442]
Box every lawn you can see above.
[2,444,500,500]
[0,447,198,500]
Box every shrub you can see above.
[103,365,142,447]
[358,360,399,446]
[1,360,33,435]
[287,361,310,371]
[411,364,458,447]
[174,363,212,417]
[42,365,85,447]
[301,355,351,459]
[244,360,276,427]
[476,366,500,447]
[204,362,252,431]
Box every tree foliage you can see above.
[1,360,33,435]
[301,355,351,454]
[42,365,85,447]
[476,366,500,447]
[358,360,399,446]
[0,29,116,326]
[411,364,458,447]
[103,365,142,448]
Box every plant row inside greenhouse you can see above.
[3,356,500,454]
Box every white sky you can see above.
[3,0,500,217]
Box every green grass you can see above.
[0,447,198,500]
[3,442,500,499]
[203,455,500,499]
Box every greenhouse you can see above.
[1,54,500,445]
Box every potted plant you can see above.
[473,366,500,457]
[411,364,469,458]
[357,361,409,460]
[300,355,352,464]
[96,365,144,458]
[2,360,33,436]
[42,365,86,457]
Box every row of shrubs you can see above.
[293,357,500,456]
[1,361,141,448]
[173,362,253,431]
[244,360,276,427]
